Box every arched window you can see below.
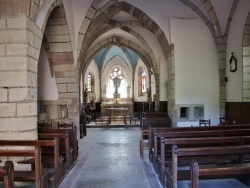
[141,69,146,93]
[108,66,126,98]
[87,72,94,92]
[138,67,147,96]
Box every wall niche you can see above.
[177,104,204,122]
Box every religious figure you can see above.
[89,92,96,110]
[103,84,107,97]
[147,88,151,103]
[126,84,130,98]
[84,88,88,102]
[146,88,151,97]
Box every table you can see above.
[106,107,129,124]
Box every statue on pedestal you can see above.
[147,88,151,101]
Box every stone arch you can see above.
[89,23,158,72]
[77,1,168,111]
[81,36,152,81]
[243,11,250,101]
[80,36,162,109]
[39,4,79,135]
[36,0,63,33]
[77,1,169,66]
[41,35,54,77]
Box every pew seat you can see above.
[0,161,14,188]
[0,147,49,188]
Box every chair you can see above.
[219,117,228,126]
[199,119,210,126]
[58,122,73,129]
[38,122,52,129]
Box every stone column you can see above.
[0,15,42,139]
[167,44,177,126]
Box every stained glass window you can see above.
[142,69,146,93]
[87,72,92,92]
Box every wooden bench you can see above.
[38,132,73,173]
[149,124,250,162]
[0,161,14,188]
[175,145,250,188]
[191,161,250,188]
[157,129,250,180]
[140,112,171,157]
[39,128,78,165]
[161,136,250,188]
[0,138,63,188]
[0,146,49,188]
[153,128,250,168]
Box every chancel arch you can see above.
[80,36,157,110]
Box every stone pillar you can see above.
[243,13,250,102]
[0,15,42,139]
[167,44,177,126]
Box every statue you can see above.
[103,84,107,97]
[89,92,96,110]
[146,88,151,97]
[84,88,88,102]
[147,88,151,103]
[126,84,130,98]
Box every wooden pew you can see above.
[149,124,250,162]
[58,122,73,129]
[39,127,78,165]
[0,146,49,188]
[0,161,14,188]
[161,136,250,188]
[173,145,250,188]
[38,132,73,173]
[191,161,250,188]
[158,129,250,182]
[153,128,250,168]
[140,112,171,157]
[0,139,63,188]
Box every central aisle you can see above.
[59,128,161,188]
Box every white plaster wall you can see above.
[227,0,250,102]
[170,18,219,126]
[38,47,58,100]
[84,60,100,102]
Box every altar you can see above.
[101,102,133,124]
[101,102,133,115]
